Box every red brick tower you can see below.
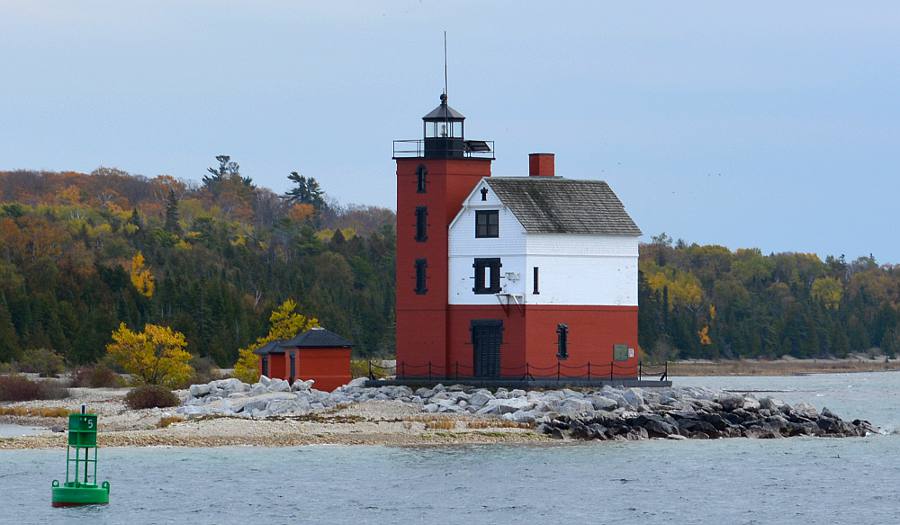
[393,94,494,377]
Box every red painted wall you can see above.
[294,348,351,392]
[395,157,492,376]
[441,305,639,379]
[267,353,287,380]
[524,306,639,379]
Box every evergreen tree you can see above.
[284,171,326,210]
[164,189,181,234]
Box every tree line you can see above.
[0,159,395,367]
[638,234,900,361]
[1,165,898,367]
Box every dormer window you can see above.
[480,187,488,201]
[475,210,499,238]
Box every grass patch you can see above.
[157,415,185,428]
[0,375,69,401]
[0,406,71,418]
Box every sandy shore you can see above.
[0,387,547,449]
[668,357,900,376]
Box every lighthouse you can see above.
[392,91,642,383]
[393,94,494,378]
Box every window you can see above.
[473,258,501,294]
[556,324,569,360]
[415,206,428,242]
[475,210,499,238]
[415,259,428,294]
[533,267,540,295]
[416,165,427,193]
[480,187,488,201]
[261,356,269,377]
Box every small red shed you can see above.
[255,328,353,392]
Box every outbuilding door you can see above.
[472,320,503,378]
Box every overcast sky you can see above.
[2,1,898,261]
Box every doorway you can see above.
[471,320,503,378]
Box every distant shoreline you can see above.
[667,358,900,377]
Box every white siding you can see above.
[526,234,639,306]
[448,179,639,306]
[449,180,527,305]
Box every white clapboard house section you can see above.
[448,176,642,306]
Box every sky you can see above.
[1,1,899,261]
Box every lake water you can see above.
[2,372,899,525]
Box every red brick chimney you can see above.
[529,153,555,177]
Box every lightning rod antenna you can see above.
[443,31,448,99]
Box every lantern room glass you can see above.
[424,120,463,139]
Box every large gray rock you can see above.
[793,402,819,419]
[268,379,291,393]
[477,397,533,415]
[558,398,594,416]
[589,395,619,411]
[621,388,645,408]
[717,394,745,412]
[292,379,315,392]
[468,390,494,409]
[267,398,311,415]
[189,383,211,398]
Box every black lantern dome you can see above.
[422,93,465,158]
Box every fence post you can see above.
[587,361,591,381]
[664,361,669,380]
[639,360,642,381]
[610,361,614,381]
[368,359,373,380]
[428,361,432,381]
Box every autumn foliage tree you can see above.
[106,323,193,388]
[233,299,319,383]
[129,251,155,298]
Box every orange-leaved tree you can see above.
[233,299,318,384]
[106,323,193,388]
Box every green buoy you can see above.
[51,405,110,507]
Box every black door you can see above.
[472,320,503,378]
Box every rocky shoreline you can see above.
[177,376,877,442]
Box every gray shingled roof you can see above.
[484,177,641,236]
[279,327,353,349]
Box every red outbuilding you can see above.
[254,327,353,391]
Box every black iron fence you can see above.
[367,360,668,382]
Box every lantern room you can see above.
[423,93,465,158]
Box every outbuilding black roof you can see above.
[252,340,285,355]
[484,177,642,236]
[279,327,353,349]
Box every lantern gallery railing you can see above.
[367,360,669,382]
[392,139,496,159]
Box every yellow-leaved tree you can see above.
[130,251,155,298]
[233,299,319,384]
[106,323,193,388]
